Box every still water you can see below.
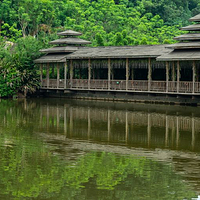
[1,98,200,199]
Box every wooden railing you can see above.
[41,79,200,94]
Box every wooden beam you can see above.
[126,58,129,90]
[64,62,67,89]
[108,58,111,90]
[177,61,180,93]
[57,63,60,88]
[88,59,91,89]
[148,58,151,91]
[47,63,50,88]
[193,61,196,94]
[70,60,73,88]
[166,62,169,92]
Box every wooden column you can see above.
[40,64,43,87]
[57,63,60,89]
[88,59,91,89]
[88,109,91,139]
[177,61,180,93]
[172,62,175,81]
[176,116,179,149]
[125,112,128,143]
[192,116,195,150]
[166,62,169,92]
[131,68,134,80]
[70,60,73,88]
[147,113,151,147]
[165,115,169,147]
[64,105,67,135]
[193,61,196,94]
[108,110,111,141]
[64,62,67,89]
[126,58,129,90]
[47,63,50,88]
[108,58,111,90]
[148,58,151,91]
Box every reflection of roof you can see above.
[57,30,82,36]
[65,45,171,59]
[49,38,92,45]
[34,54,67,63]
[157,50,200,61]
[181,24,200,31]
[189,14,200,22]
[40,46,78,53]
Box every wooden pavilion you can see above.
[34,15,200,100]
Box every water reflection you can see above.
[0,99,200,199]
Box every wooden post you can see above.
[165,115,169,147]
[47,63,50,88]
[108,110,111,141]
[166,62,169,92]
[147,113,151,147]
[193,61,196,94]
[108,58,111,90]
[88,59,91,89]
[126,58,129,90]
[57,63,60,89]
[192,117,195,150]
[64,62,67,89]
[172,62,175,81]
[125,112,128,143]
[64,105,67,135]
[40,64,43,87]
[70,60,73,88]
[177,61,180,93]
[148,58,151,91]
[88,109,91,139]
[176,116,179,149]
[131,68,134,80]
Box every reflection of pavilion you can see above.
[34,14,200,104]
[39,102,200,151]
[36,100,200,194]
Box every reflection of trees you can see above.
[0,99,196,199]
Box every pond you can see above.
[0,98,200,199]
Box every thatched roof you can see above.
[49,37,92,45]
[40,46,78,53]
[157,49,200,61]
[57,30,82,36]
[189,14,200,22]
[34,54,67,63]
[174,33,200,41]
[65,45,171,60]
[34,45,171,64]
[166,42,200,49]
[181,24,200,31]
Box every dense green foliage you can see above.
[0,0,200,97]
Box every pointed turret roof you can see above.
[57,30,82,36]
[157,13,200,61]
[189,14,200,22]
